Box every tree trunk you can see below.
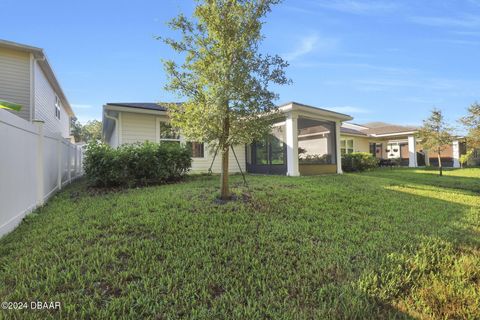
[437,150,443,176]
[220,146,230,200]
[219,108,230,200]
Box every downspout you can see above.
[103,110,119,147]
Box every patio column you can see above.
[408,135,417,167]
[335,121,343,174]
[452,140,460,168]
[285,112,299,176]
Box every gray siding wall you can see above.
[34,62,70,137]
[0,47,31,121]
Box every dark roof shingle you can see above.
[106,102,176,111]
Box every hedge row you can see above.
[83,141,192,187]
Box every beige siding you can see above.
[34,62,70,137]
[119,111,246,173]
[121,112,157,144]
[0,47,31,121]
[191,144,246,174]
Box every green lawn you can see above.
[1,168,479,319]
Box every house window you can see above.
[54,96,61,120]
[341,139,354,155]
[187,142,205,158]
[159,121,181,145]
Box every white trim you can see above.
[29,53,35,121]
[408,135,417,167]
[156,118,181,143]
[285,112,299,176]
[335,121,343,174]
[371,131,417,138]
[452,140,460,168]
[105,104,168,116]
[279,102,353,121]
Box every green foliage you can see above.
[342,152,379,172]
[83,141,192,187]
[161,0,289,198]
[71,119,103,143]
[0,169,479,319]
[460,149,474,167]
[460,102,480,150]
[299,153,332,164]
[417,108,453,175]
[0,99,22,111]
[82,120,102,142]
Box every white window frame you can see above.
[341,138,354,155]
[54,95,61,120]
[156,119,181,143]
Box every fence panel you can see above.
[0,109,84,237]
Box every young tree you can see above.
[161,0,289,199]
[417,109,453,176]
[460,102,480,151]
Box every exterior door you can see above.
[246,135,287,174]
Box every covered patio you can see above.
[246,102,353,176]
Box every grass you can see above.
[0,168,479,319]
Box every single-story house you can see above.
[102,102,352,176]
[0,39,75,139]
[340,122,466,168]
[102,101,467,175]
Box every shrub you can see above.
[83,141,192,187]
[342,152,378,172]
[459,149,474,168]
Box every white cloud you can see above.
[283,35,320,61]
[311,0,399,14]
[410,15,480,28]
[329,106,370,114]
[283,34,339,61]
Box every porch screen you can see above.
[297,119,336,165]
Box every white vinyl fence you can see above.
[0,109,83,237]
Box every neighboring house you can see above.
[340,122,466,168]
[0,39,74,138]
[102,102,353,175]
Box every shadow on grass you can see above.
[360,168,480,193]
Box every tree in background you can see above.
[417,109,453,176]
[71,118,83,142]
[82,120,102,142]
[460,102,480,153]
[161,0,289,200]
[71,119,102,143]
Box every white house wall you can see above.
[34,62,70,138]
[118,111,246,173]
[0,47,31,121]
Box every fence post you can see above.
[33,120,45,206]
[73,144,78,178]
[57,136,62,190]
[67,144,71,183]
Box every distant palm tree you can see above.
[0,100,22,111]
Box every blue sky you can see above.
[2,0,479,128]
